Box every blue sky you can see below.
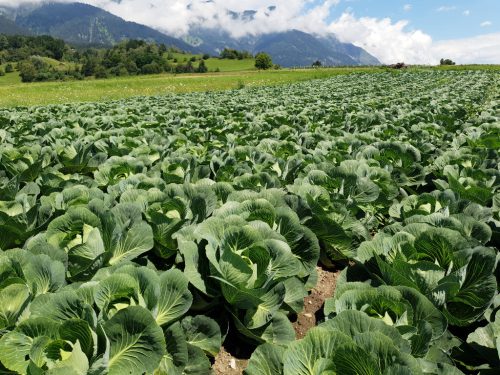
[327,0,499,40]
[2,0,500,64]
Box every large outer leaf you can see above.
[396,286,447,339]
[93,273,138,312]
[443,246,497,326]
[275,208,320,277]
[180,315,221,356]
[46,341,89,375]
[108,222,154,265]
[67,227,105,279]
[414,228,469,269]
[0,331,33,373]
[103,306,166,375]
[245,343,285,375]
[244,283,286,329]
[58,318,95,359]
[0,283,31,329]
[46,207,102,250]
[30,291,93,323]
[352,332,420,373]
[152,269,192,326]
[283,327,353,375]
[24,254,66,295]
[320,310,411,353]
[231,310,295,345]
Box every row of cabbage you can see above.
[0,70,498,374]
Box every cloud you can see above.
[403,4,412,12]
[480,21,492,27]
[436,6,456,12]
[432,33,500,64]
[463,10,470,16]
[6,0,339,38]
[328,13,434,64]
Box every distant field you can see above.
[0,67,381,107]
[169,53,256,72]
[0,65,498,108]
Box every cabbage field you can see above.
[0,70,498,374]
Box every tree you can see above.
[220,48,239,59]
[255,52,273,70]
[0,67,4,77]
[0,35,8,50]
[19,61,37,82]
[440,58,456,66]
[202,53,210,60]
[81,57,97,77]
[197,60,208,73]
[5,63,13,73]
[312,60,322,68]
[94,66,108,79]
[141,62,162,74]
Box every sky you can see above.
[1,0,499,64]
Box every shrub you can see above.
[440,58,456,66]
[196,60,208,73]
[255,52,273,70]
[141,62,162,75]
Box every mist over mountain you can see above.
[0,2,196,51]
[0,13,31,35]
[0,2,380,66]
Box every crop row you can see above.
[0,70,498,374]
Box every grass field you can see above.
[0,67,381,107]
[0,64,498,108]
[169,53,256,72]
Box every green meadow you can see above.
[0,64,498,108]
[0,67,381,107]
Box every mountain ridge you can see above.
[0,14,31,36]
[0,2,380,67]
[183,27,380,67]
[0,2,196,51]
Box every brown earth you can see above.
[212,266,339,374]
[213,346,249,375]
[292,266,339,339]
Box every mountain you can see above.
[184,28,380,67]
[1,2,380,67]
[0,14,31,36]
[0,2,196,51]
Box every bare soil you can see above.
[292,266,339,339]
[212,266,339,374]
[213,346,249,375]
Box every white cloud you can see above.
[480,21,492,27]
[436,6,456,12]
[433,33,500,64]
[0,0,340,38]
[463,10,470,16]
[403,4,412,12]
[328,13,434,64]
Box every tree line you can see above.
[0,35,275,82]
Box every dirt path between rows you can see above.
[212,266,339,374]
[292,266,339,339]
